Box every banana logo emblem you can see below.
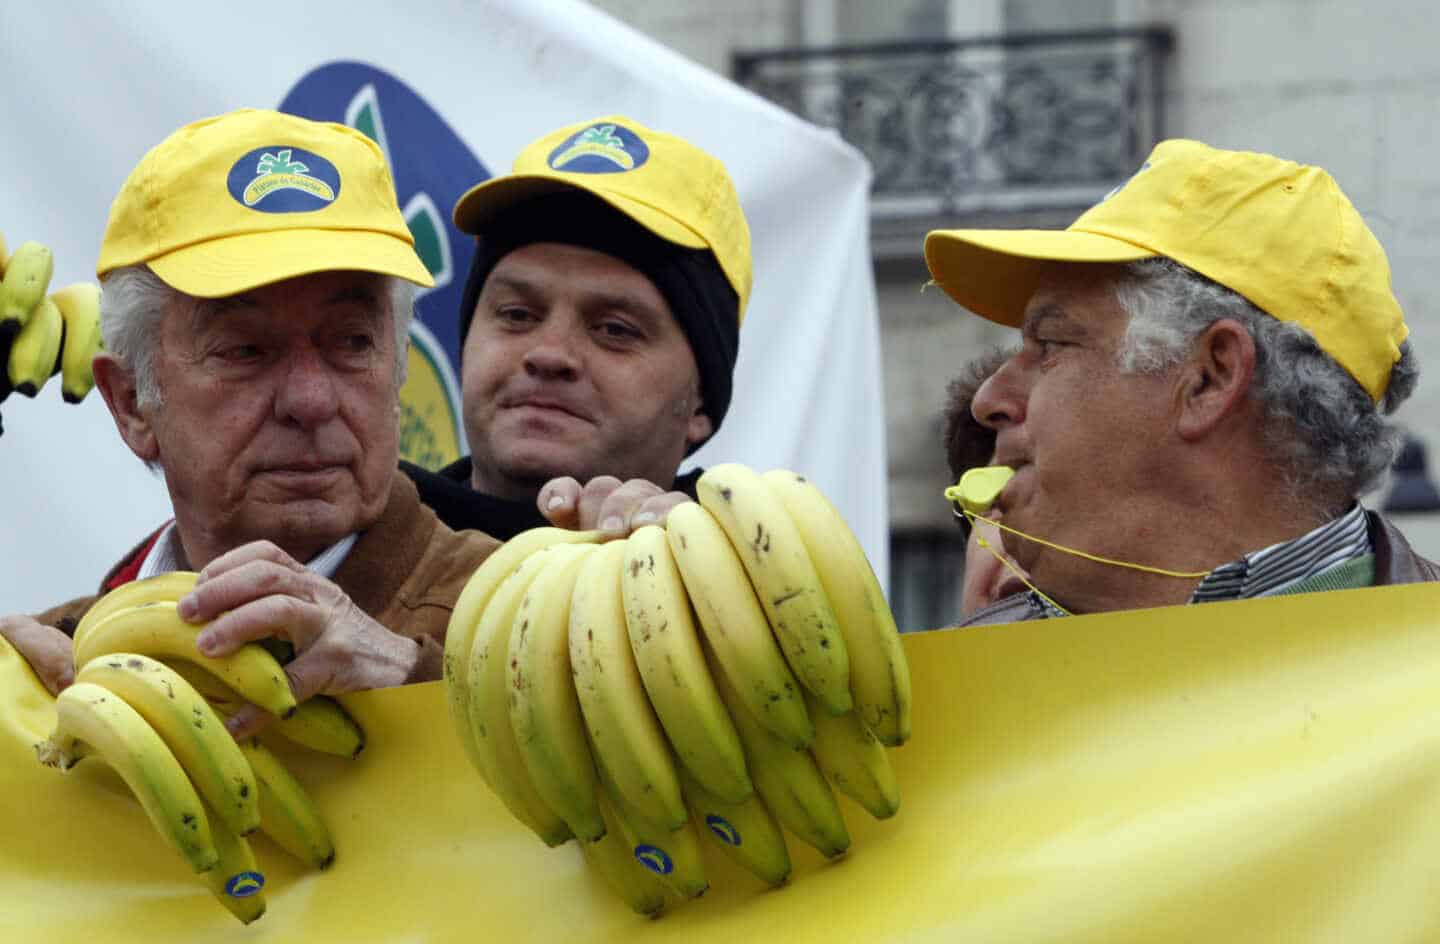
[242,149,337,205]
[633,844,674,876]
[704,814,742,847]
[224,871,266,899]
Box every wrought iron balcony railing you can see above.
[734,28,1174,227]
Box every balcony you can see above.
[734,28,1175,254]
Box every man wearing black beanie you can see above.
[402,116,751,539]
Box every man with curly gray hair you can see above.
[926,138,1437,624]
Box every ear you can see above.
[1175,318,1256,442]
[685,399,715,449]
[92,352,160,462]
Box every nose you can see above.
[274,345,340,428]
[971,355,1026,430]
[522,315,581,381]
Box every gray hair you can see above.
[1111,257,1418,509]
[99,265,416,409]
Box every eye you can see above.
[336,333,375,353]
[494,305,537,327]
[216,343,263,363]
[595,317,642,341]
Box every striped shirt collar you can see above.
[136,523,358,582]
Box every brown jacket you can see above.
[36,472,499,683]
[958,510,1440,627]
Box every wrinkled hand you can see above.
[179,540,421,738]
[537,475,692,536]
[0,614,74,695]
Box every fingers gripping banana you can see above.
[74,571,199,646]
[680,766,792,887]
[444,528,602,785]
[761,470,912,746]
[0,240,54,339]
[804,692,901,821]
[709,647,850,859]
[695,464,852,716]
[465,546,579,846]
[7,294,62,396]
[665,501,814,749]
[581,789,672,917]
[200,799,267,925]
[74,601,297,720]
[36,681,219,873]
[621,525,752,804]
[570,540,688,830]
[508,543,605,842]
[49,281,103,403]
[75,653,260,836]
[238,738,335,870]
[598,757,709,900]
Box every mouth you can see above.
[502,396,592,423]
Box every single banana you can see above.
[444,528,602,789]
[680,766,791,887]
[6,294,62,396]
[761,470,912,746]
[621,524,752,804]
[570,540,688,830]
[238,737,335,870]
[74,571,200,646]
[36,681,219,873]
[75,601,297,720]
[465,545,579,846]
[200,799,267,925]
[0,240,54,339]
[598,756,708,900]
[665,501,814,749]
[580,789,672,917]
[709,645,850,859]
[75,653,260,837]
[170,662,366,759]
[507,543,604,842]
[804,692,901,820]
[49,281,103,403]
[695,463,852,716]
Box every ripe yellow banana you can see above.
[621,524,752,804]
[49,281,103,403]
[74,571,199,645]
[443,528,601,788]
[238,737,335,870]
[6,294,62,396]
[709,645,850,859]
[804,692,901,820]
[680,766,791,887]
[75,653,260,837]
[36,681,219,873]
[74,601,297,720]
[0,240,54,339]
[508,543,604,842]
[695,463,852,716]
[569,539,688,830]
[465,545,579,846]
[580,790,672,917]
[598,756,708,900]
[200,799,267,924]
[665,500,814,749]
[761,469,912,746]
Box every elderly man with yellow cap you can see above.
[932,139,1437,625]
[0,108,506,718]
[402,116,751,539]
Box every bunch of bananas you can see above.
[443,463,912,916]
[34,573,358,924]
[0,230,104,438]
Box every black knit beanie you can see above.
[457,192,740,446]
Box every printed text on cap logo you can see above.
[226,145,341,212]
[548,124,650,174]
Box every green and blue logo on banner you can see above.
[280,62,490,470]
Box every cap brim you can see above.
[923,228,1157,327]
[453,174,707,251]
[147,228,434,298]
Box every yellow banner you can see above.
[4,583,1439,942]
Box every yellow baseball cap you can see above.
[452,115,752,321]
[924,139,1408,402]
[97,108,433,296]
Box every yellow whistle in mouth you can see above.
[944,466,1015,516]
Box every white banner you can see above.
[0,0,886,614]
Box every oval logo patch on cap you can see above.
[548,123,649,174]
[227,145,341,211]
